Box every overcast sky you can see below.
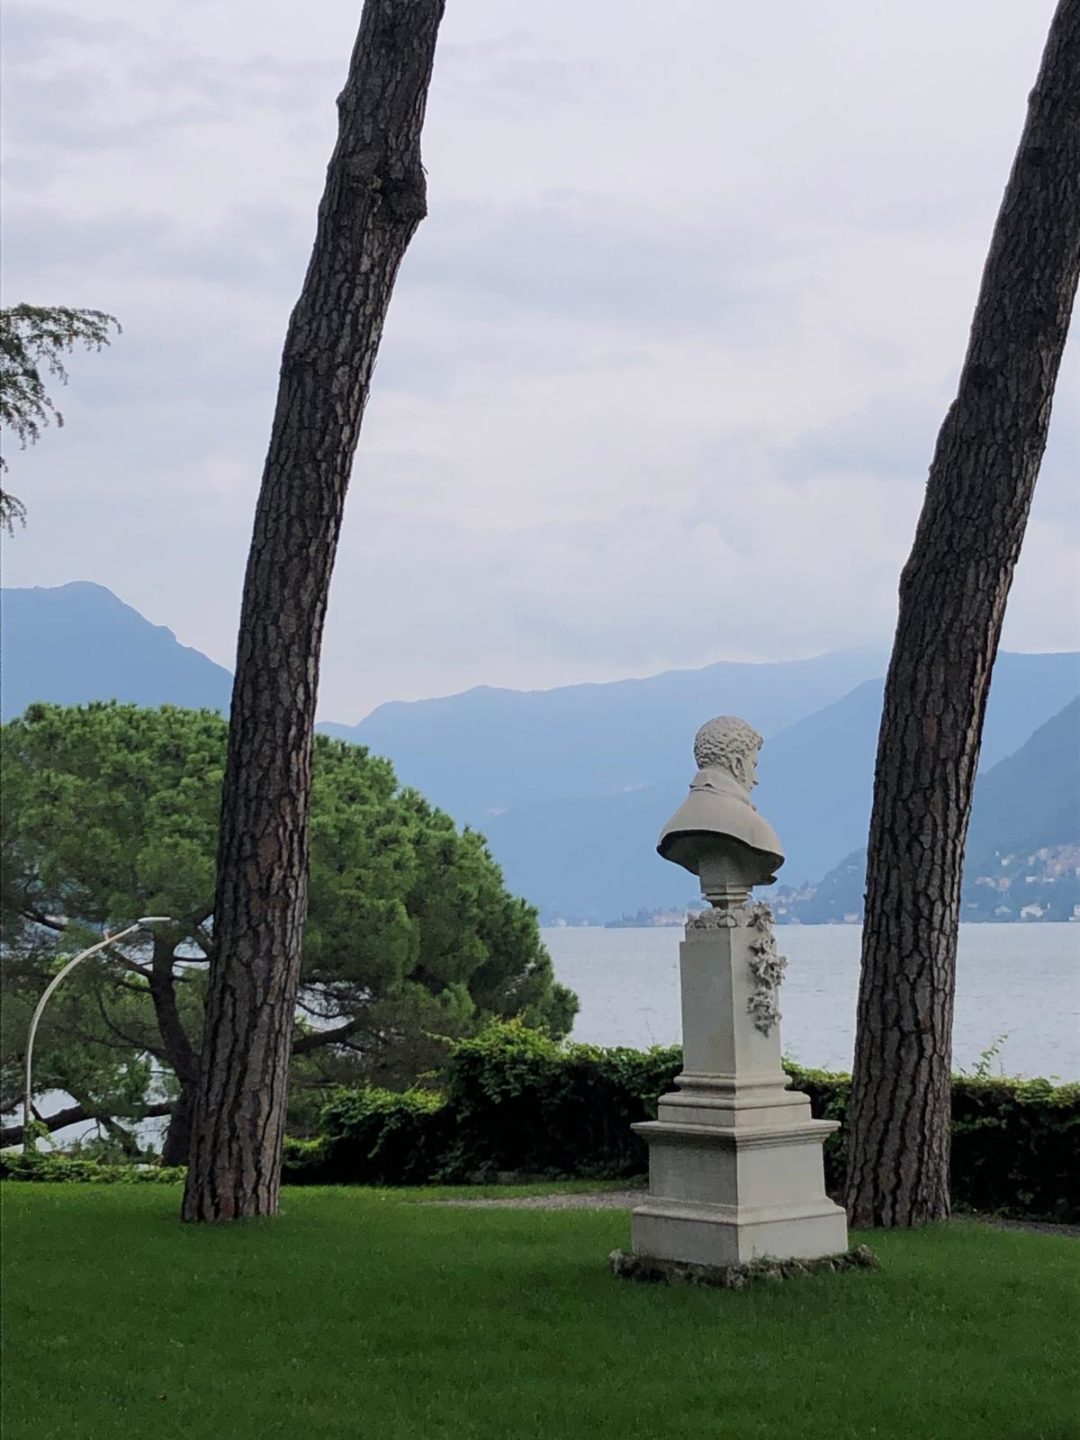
[3,0,1077,721]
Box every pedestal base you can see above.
[632,1114,848,1266]
[629,892,849,1268]
[632,1196,849,1268]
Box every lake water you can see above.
[32,922,1078,1152]
[544,923,1080,1081]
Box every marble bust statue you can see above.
[657,715,784,890]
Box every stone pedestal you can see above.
[631,896,848,1267]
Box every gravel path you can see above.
[423,1190,1079,1236]
[424,1188,646,1211]
[963,1216,1079,1239]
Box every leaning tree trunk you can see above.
[148,936,200,1166]
[846,0,1080,1229]
[182,0,445,1222]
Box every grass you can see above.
[2,1183,1076,1440]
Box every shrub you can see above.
[283,1089,450,1186]
[287,1037,852,1193]
[0,1152,186,1184]
[950,1075,1080,1222]
[781,1065,1080,1221]
[438,1019,681,1180]
[427,1025,1079,1218]
[281,1136,329,1182]
[5,1026,1076,1221]
[783,1063,849,1193]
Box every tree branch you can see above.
[291,1018,362,1055]
[149,937,200,1084]
[92,989,166,1062]
[13,915,153,977]
[111,953,153,980]
[188,909,214,955]
[18,907,69,933]
[0,1099,174,1148]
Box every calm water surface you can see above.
[544,923,1080,1080]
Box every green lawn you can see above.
[2,1184,1076,1440]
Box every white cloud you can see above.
[2,0,1076,719]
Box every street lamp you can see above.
[23,916,173,1153]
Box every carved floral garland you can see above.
[745,903,787,1035]
[686,901,788,1036]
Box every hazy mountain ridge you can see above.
[323,647,888,824]
[3,582,1077,922]
[479,654,1080,918]
[1,582,233,720]
[965,698,1080,864]
[773,699,1080,925]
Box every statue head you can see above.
[657,713,783,895]
[692,715,763,793]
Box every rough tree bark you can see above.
[161,1089,195,1168]
[846,0,1080,1228]
[182,0,445,1221]
[148,935,201,1166]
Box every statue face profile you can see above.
[692,716,762,794]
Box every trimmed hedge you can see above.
[951,1075,1079,1221]
[284,1088,451,1186]
[5,1024,1076,1221]
[743,1066,1080,1222]
[439,1023,681,1181]
[280,1025,679,1187]
[284,1023,1079,1221]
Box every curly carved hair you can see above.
[693,715,763,781]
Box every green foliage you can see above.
[1,702,225,935]
[284,1089,450,1186]
[782,1062,851,1193]
[439,1019,681,1180]
[0,703,220,1136]
[782,1063,1080,1222]
[1,704,576,1148]
[951,1075,1080,1222]
[7,1029,1077,1223]
[280,1136,329,1179]
[278,1022,678,1186]
[0,1151,184,1184]
[0,303,120,531]
[289,1025,1077,1219]
[964,1033,1010,1079]
[0,964,177,1147]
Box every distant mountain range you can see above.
[775,699,1080,924]
[407,652,1078,918]
[966,697,1080,867]
[1,582,233,719]
[321,647,886,821]
[3,581,1078,921]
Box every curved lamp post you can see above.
[23,916,173,1152]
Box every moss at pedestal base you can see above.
[609,1243,879,1291]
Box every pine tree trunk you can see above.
[182,0,445,1222]
[161,1085,195,1167]
[846,0,1080,1229]
[149,938,199,1166]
